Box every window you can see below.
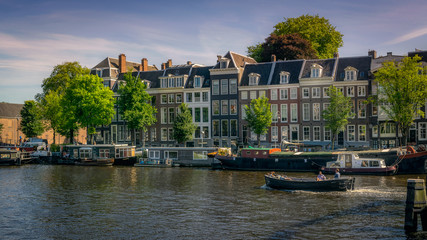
[280,71,290,84]
[241,91,248,100]
[348,125,355,141]
[358,100,366,118]
[230,79,237,94]
[250,91,257,99]
[176,77,184,87]
[323,87,330,98]
[372,105,378,116]
[168,108,175,123]
[212,80,219,95]
[311,64,323,78]
[168,128,174,141]
[221,79,228,95]
[161,94,167,104]
[250,131,257,141]
[161,128,167,141]
[281,104,288,122]
[249,73,260,86]
[313,126,320,141]
[313,103,320,121]
[290,88,297,99]
[151,128,156,142]
[168,94,175,104]
[350,100,355,118]
[419,123,427,140]
[281,126,288,141]
[230,100,237,115]
[381,123,396,136]
[347,86,354,97]
[80,148,92,159]
[259,91,266,98]
[213,120,220,137]
[312,87,320,98]
[220,59,229,69]
[195,108,201,122]
[324,103,330,111]
[161,78,168,88]
[96,69,102,77]
[337,87,344,94]
[271,89,277,100]
[193,151,208,160]
[230,119,237,137]
[212,101,219,116]
[358,86,366,97]
[372,125,379,138]
[280,89,288,100]
[291,103,298,122]
[168,77,175,88]
[303,103,310,121]
[271,126,278,142]
[221,100,228,115]
[203,107,209,122]
[271,104,278,122]
[194,76,201,88]
[161,108,167,124]
[302,88,309,98]
[324,127,331,141]
[194,92,201,102]
[186,93,192,102]
[203,126,209,138]
[345,67,357,81]
[202,92,208,102]
[149,150,160,159]
[303,126,310,141]
[176,94,182,103]
[359,125,366,141]
[241,105,247,119]
[221,120,228,137]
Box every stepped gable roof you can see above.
[300,58,336,78]
[335,56,371,81]
[240,62,273,86]
[213,51,257,69]
[270,60,304,85]
[0,102,24,118]
[186,66,213,88]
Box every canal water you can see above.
[0,165,421,239]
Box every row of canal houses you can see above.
[91,50,427,150]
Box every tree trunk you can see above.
[53,130,56,145]
[331,134,336,151]
[69,128,74,144]
[257,134,261,148]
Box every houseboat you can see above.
[322,153,397,175]
[62,144,135,166]
[142,147,217,167]
[0,149,22,166]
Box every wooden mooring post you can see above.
[405,178,427,233]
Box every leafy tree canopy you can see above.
[173,103,197,144]
[244,96,272,147]
[41,62,90,95]
[374,55,427,146]
[20,100,44,138]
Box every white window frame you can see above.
[290,88,297,99]
[303,126,310,141]
[249,73,260,86]
[348,125,355,142]
[313,126,320,141]
[241,91,248,100]
[280,104,288,122]
[359,125,366,141]
[302,88,310,98]
[291,103,298,122]
[303,103,310,121]
[280,89,288,100]
[280,71,290,84]
[271,89,278,100]
[313,103,320,121]
[212,80,219,95]
[358,86,366,97]
[312,87,321,98]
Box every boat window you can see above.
[255,151,259,155]
[193,151,207,160]
[361,160,368,167]
[80,149,92,159]
[331,162,340,167]
[369,161,379,167]
[73,149,78,157]
[345,155,351,162]
[354,154,359,159]
[99,149,110,158]
[1,153,11,159]
[246,151,251,156]
[263,152,267,155]
[339,155,344,161]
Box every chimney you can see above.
[187,61,192,65]
[368,50,377,59]
[217,55,222,62]
[161,63,166,70]
[166,59,172,68]
[387,52,392,56]
[119,54,126,73]
[141,58,148,72]
[333,52,339,58]
[271,54,276,62]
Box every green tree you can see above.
[259,33,318,62]
[244,96,272,147]
[117,72,157,146]
[20,100,44,138]
[172,103,197,145]
[374,55,427,146]
[38,62,90,143]
[0,123,3,135]
[248,14,343,61]
[62,74,115,144]
[322,86,354,150]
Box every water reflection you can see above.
[0,165,421,239]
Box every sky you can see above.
[1,0,427,104]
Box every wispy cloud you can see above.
[386,27,427,45]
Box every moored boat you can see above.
[322,153,397,175]
[264,173,355,191]
[0,149,22,166]
[62,144,135,166]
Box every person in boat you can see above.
[334,169,340,179]
[317,171,326,181]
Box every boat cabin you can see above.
[0,149,21,165]
[241,148,281,159]
[63,144,135,160]
[326,153,386,168]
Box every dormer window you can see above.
[280,71,290,84]
[176,77,183,87]
[194,76,202,88]
[219,58,230,69]
[344,66,358,81]
[96,69,102,77]
[310,64,323,78]
[142,80,150,89]
[249,73,260,86]
[168,75,175,88]
[161,78,168,88]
